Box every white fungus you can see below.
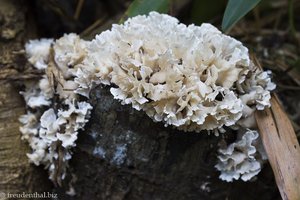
[20,34,92,183]
[19,12,275,183]
[25,38,53,70]
[215,129,267,182]
[76,12,274,133]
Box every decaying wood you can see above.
[0,84,52,195]
[0,0,52,196]
[255,95,300,200]
[54,85,280,200]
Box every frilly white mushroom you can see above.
[25,38,53,70]
[76,12,274,133]
[53,33,89,79]
[19,76,54,109]
[20,12,275,183]
[20,34,92,183]
[215,129,267,182]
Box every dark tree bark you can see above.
[0,0,52,197]
[56,86,280,200]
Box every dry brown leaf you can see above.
[46,46,65,93]
[255,95,300,200]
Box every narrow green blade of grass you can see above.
[222,0,262,32]
[125,0,170,18]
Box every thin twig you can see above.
[74,0,85,20]
[288,0,296,38]
[277,84,300,91]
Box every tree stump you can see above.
[56,86,280,200]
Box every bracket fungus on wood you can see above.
[19,12,276,185]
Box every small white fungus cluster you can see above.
[20,34,92,183]
[215,129,267,182]
[20,12,275,183]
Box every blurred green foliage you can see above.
[190,0,227,25]
[124,0,296,38]
[125,0,170,18]
[222,0,262,31]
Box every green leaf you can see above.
[125,0,170,18]
[222,0,262,32]
[191,0,227,25]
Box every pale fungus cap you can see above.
[20,35,92,182]
[25,38,53,70]
[77,12,274,133]
[53,33,89,79]
[215,129,267,182]
[20,12,275,183]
